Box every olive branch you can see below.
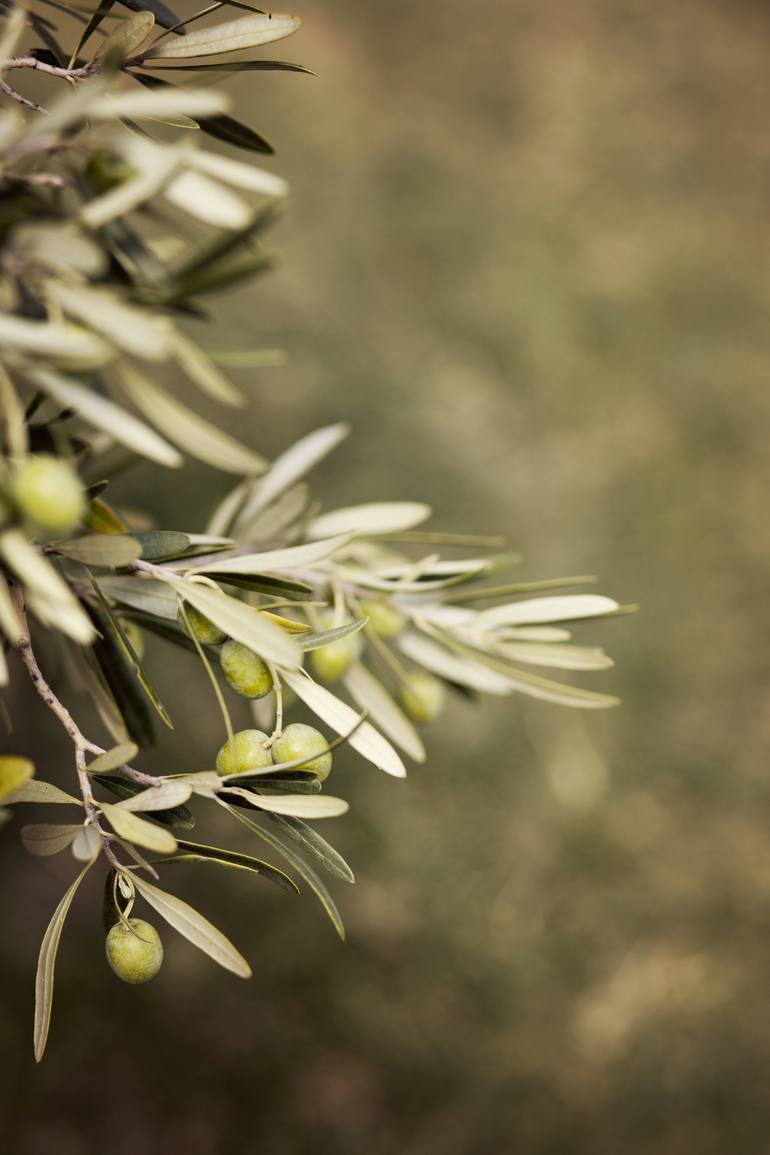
[0,0,632,1062]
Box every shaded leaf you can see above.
[133,530,190,562]
[224,803,345,939]
[34,858,96,1062]
[22,823,83,856]
[5,779,80,806]
[172,838,298,893]
[92,772,195,829]
[130,873,251,977]
[265,812,355,883]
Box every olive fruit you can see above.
[216,728,272,776]
[271,723,332,781]
[177,604,227,647]
[12,454,86,537]
[220,640,273,699]
[105,918,163,984]
[309,627,363,683]
[400,671,446,723]
[359,599,405,638]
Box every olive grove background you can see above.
[3,1,770,1152]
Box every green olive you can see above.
[220,640,273,699]
[359,599,405,638]
[12,454,86,538]
[177,604,227,647]
[216,728,273,776]
[271,723,332,781]
[400,671,446,724]
[105,918,163,984]
[309,628,363,683]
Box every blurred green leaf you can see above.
[22,823,84,857]
[54,535,141,568]
[133,530,191,562]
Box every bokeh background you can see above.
[4,1,770,1151]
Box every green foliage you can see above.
[0,1,629,1062]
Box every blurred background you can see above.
[4,0,770,1151]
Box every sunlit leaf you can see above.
[281,669,406,778]
[96,10,155,61]
[170,576,301,667]
[191,533,351,577]
[100,802,177,853]
[31,368,183,468]
[221,788,349,819]
[5,779,81,806]
[86,743,139,775]
[0,530,95,645]
[142,12,300,59]
[114,780,192,811]
[118,364,266,474]
[343,662,426,763]
[307,502,431,539]
[47,281,172,362]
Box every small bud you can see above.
[271,722,333,781]
[220,640,273,699]
[105,918,163,984]
[216,729,273,776]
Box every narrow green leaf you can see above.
[100,802,177,853]
[96,9,154,60]
[118,364,266,475]
[92,773,195,829]
[54,535,141,568]
[173,838,298,894]
[86,743,139,775]
[5,779,81,806]
[133,530,191,561]
[142,12,300,59]
[130,873,252,977]
[170,576,301,668]
[30,368,183,469]
[34,858,97,1062]
[265,813,355,884]
[221,788,349,819]
[22,824,84,857]
[224,803,346,939]
[307,502,431,540]
[114,780,192,811]
[343,662,426,763]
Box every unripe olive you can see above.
[271,723,332,781]
[309,628,363,683]
[177,604,227,646]
[220,640,272,699]
[105,918,163,984]
[400,671,446,724]
[216,728,272,776]
[359,599,405,638]
[12,454,86,537]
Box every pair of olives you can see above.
[216,724,332,781]
[6,454,87,539]
[178,605,273,699]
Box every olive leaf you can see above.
[307,502,432,540]
[473,594,622,627]
[100,802,178,853]
[130,874,252,977]
[34,858,97,1062]
[223,802,346,939]
[96,10,155,61]
[141,12,301,59]
[118,364,267,475]
[190,533,352,577]
[133,530,191,562]
[97,574,179,620]
[53,535,142,568]
[92,772,195,829]
[30,368,183,469]
[22,824,84,856]
[171,838,299,894]
[264,813,355,884]
[343,662,426,763]
[0,530,95,645]
[221,788,349,819]
[169,575,301,667]
[5,779,81,806]
[281,669,406,778]
[114,780,192,811]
